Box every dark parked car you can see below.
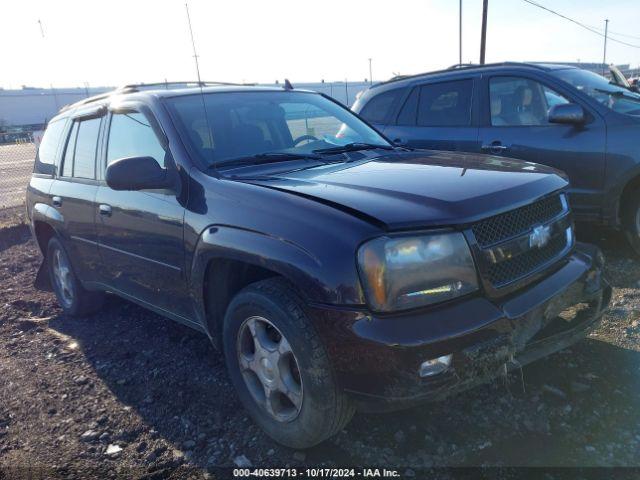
[27,82,610,448]
[353,62,640,252]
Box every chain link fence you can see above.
[0,140,35,225]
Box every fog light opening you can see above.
[419,354,453,378]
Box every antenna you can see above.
[185,2,202,85]
[184,1,215,168]
[37,18,60,111]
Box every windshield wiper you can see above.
[312,142,394,155]
[213,151,323,169]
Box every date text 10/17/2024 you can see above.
[233,468,401,478]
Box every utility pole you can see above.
[459,0,462,65]
[185,2,203,85]
[368,58,373,84]
[603,19,609,75]
[345,78,349,106]
[479,0,488,64]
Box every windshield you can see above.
[164,91,391,167]
[551,68,640,116]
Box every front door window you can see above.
[489,77,569,126]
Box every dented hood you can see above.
[244,150,568,230]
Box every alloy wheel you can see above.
[237,315,303,422]
[52,247,74,308]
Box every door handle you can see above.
[52,196,62,207]
[481,142,508,154]
[393,138,407,146]
[99,204,112,217]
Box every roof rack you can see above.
[59,80,257,113]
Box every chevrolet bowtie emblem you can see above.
[529,224,552,249]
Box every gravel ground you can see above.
[1,224,640,479]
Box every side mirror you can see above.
[548,103,586,125]
[106,156,172,191]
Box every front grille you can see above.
[486,231,568,287]
[472,195,564,247]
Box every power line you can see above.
[521,0,640,49]
[584,21,640,41]
[597,28,640,41]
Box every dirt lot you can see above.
[1,224,640,479]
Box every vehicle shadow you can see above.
[0,223,32,253]
[47,297,247,470]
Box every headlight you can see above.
[357,232,479,312]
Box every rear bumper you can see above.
[308,242,611,411]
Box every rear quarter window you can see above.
[359,89,403,125]
[35,118,66,174]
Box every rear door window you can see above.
[359,89,403,124]
[72,118,101,179]
[416,79,473,127]
[396,88,419,125]
[61,122,78,177]
[60,117,101,179]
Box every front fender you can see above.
[608,162,640,226]
[189,225,364,310]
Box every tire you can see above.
[622,191,640,255]
[222,278,355,448]
[47,236,105,317]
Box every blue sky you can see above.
[1,0,639,88]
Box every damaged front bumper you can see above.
[309,242,611,412]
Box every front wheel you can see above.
[622,192,640,255]
[47,237,105,316]
[222,278,354,448]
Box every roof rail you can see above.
[372,62,549,88]
[59,90,117,113]
[447,63,478,69]
[118,80,255,91]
